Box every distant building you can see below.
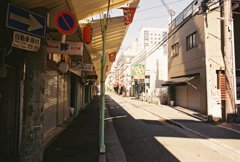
[112,27,169,101]
[131,27,168,99]
[109,41,139,96]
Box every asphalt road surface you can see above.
[106,94,240,162]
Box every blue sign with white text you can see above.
[6,3,46,38]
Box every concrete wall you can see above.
[205,10,224,118]
[168,14,205,78]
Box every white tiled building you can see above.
[133,27,168,98]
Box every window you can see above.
[171,43,179,57]
[144,31,149,41]
[186,32,197,50]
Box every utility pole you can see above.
[223,0,236,121]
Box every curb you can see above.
[101,104,127,162]
[172,106,207,122]
[217,124,240,135]
[138,106,211,140]
[159,116,240,155]
[99,154,106,162]
[163,117,209,139]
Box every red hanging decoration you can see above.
[109,52,117,62]
[83,24,92,44]
[121,7,137,25]
[105,64,109,72]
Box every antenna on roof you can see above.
[160,0,175,22]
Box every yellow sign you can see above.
[132,64,145,79]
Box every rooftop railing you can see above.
[169,1,199,32]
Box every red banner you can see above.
[109,52,117,62]
[121,7,136,25]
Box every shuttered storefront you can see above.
[43,70,71,137]
[43,70,58,136]
[176,76,201,112]
[57,74,71,125]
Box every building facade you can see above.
[166,1,225,119]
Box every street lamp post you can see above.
[99,14,107,153]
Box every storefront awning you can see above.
[11,0,139,82]
[84,16,129,79]
[162,76,196,86]
[11,0,135,28]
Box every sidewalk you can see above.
[43,95,126,162]
[43,97,100,162]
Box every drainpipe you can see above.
[99,14,107,153]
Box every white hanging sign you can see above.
[12,31,41,52]
[46,40,83,55]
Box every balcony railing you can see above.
[169,1,199,32]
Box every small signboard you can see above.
[12,31,41,52]
[71,62,94,72]
[54,10,77,35]
[6,3,46,38]
[46,40,83,55]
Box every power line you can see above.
[133,35,168,65]
[137,0,185,13]
[132,0,221,65]
[134,14,169,21]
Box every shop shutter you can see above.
[43,70,57,136]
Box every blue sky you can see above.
[116,0,193,51]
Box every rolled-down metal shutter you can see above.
[43,70,57,136]
[57,74,71,126]
[176,76,200,111]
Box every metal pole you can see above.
[230,9,237,113]
[224,0,236,120]
[99,14,107,153]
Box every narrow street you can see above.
[106,93,240,162]
[2,1,240,161]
